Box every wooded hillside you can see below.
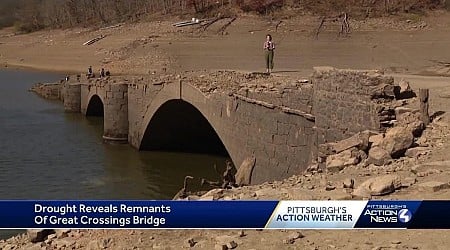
[0,0,447,32]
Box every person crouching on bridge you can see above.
[263,34,275,74]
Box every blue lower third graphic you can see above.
[0,200,449,229]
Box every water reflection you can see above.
[0,69,230,239]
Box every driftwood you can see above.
[99,23,123,30]
[315,17,326,39]
[175,21,200,27]
[217,17,237,35]
[201,160,236,189]
[83,35,106,46]
[173,20,192,26]
[275,20,283,32]
[429,59,450,67]
[198,17,227,32]
[172,175,194,200]
[315,12,351,39]
[173,18,207,27]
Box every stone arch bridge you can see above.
[62,68,393,184]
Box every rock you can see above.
[418,181,450,192]
[215,244,228,250]
[369,175,402,195]
[411,164,442,177]
[396,111,424,137]
[369,134,384,147]
[239,230,246,237]
[394,107,414,117]
[235,156,256,186]
[55,239,75,248]
[416,136,428,147]
[326,149,359,173]
[372,83,396,99]
[405,147,430,158]
[407,120,425,137]
[401,177,417,188]
[367,146,392,166]
[100,238,112,248]
[343,178,355,189]
[200,189,224,200]
[25,244,42,250]
[391,240,402,244]
[55,229,70,239]
[288,231,304,241]
[325,184,336,191]
[227,241,238,249]
[395,79,415,99]
[216,236,238,250]
[47,233,57,240]
[379,126,414,158]
[353,175,402,197]
[369,134,384,148]
[416,171,428,177]
[187,238,197,247]
[318,143,335,157]
[27,229,55,243]
[306,164,319,173]
[330,131,371,153]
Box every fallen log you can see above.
[198,17,225,31]
[83,35,106,46]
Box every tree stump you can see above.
[419,89,430,125]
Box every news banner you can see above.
[0,200,449,229]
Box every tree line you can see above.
[0,0,446,32]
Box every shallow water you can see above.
[0,69,229,239]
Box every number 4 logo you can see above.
[398,209,412,223]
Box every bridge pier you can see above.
[102,83,129,143]
[63,83,81,113]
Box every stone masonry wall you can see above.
[128,78,165,148]
[58,68,398,184]
[80,77,129,141]
[126,75,316,183]
[229,93,316,182]
[312,67,395,145]
[63,83,81,113]
[103,83,128,141]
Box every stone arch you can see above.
[140,99,229,156]
[86,94,104,116]
[138,83,238,165]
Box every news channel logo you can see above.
[398,209,412,223]
[364,205,412,224]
